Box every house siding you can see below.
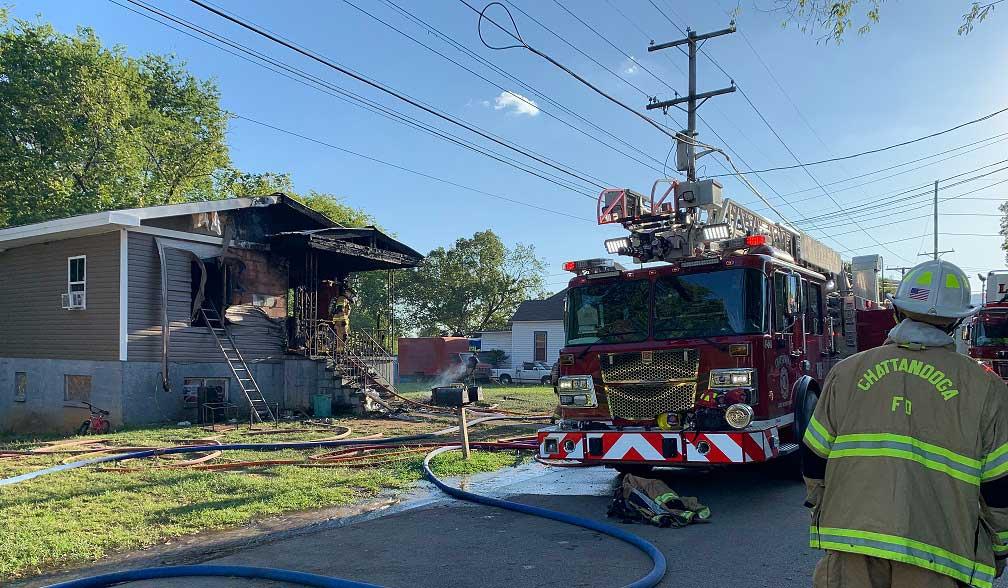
[510,320,565,367]
[0,231,120,360]
[126,231,286,362]
[478,331,512,368]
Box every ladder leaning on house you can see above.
[199,303,276,425]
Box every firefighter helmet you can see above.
[890,259,976,320]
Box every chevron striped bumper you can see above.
[537,423,788,465]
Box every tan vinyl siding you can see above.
[126,232,285,362]
[0,232,120,360]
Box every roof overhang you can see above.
[269,227,423,272]
[0,196,278,251]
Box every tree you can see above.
[0,16,229,226]
[774,1,998,43]
[399,230,546,336]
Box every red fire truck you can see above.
[537,179,888,470]
[967,270,1008,380]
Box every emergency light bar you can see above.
[563,258,626,277]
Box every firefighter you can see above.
[803,259,1008,588]
[464,352,480,387]
[329,281,355,349]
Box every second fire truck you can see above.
[967,270,1008,380]
[538,179,891,470]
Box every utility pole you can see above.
[646,25,736,181]
[933,180,939,261]
[920,179,954,259]
[886,266,914,278]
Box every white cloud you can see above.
[623,56,639,75]
[491,91,540,116]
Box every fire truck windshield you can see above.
[974,313,1008,346]
[654,268,767,339]
[565,279,650,345]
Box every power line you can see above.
[382,0,671,174]
[181,0,611,192]
[232,115,594,221]
[741,132,1008,210]
[794,162,1008,225]
[359,0,672,177]
[115,0,603,198]
[705,105,1008,176]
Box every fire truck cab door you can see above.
[771,272,802,408]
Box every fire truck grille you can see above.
[606,383,698,421]
[599,348,699,383]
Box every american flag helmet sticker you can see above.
[908,287,931,301]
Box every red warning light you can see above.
[563,261,577,272]
[745,235,767,247]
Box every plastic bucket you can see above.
[312,394,332,418]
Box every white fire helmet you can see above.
[890,259,977,320]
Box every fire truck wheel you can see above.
[792,376,820,444]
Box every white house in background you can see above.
[478,330,512,367]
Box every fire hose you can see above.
[2,427,666,587]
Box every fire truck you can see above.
[966,270,1008,380]
[537,179,890,470]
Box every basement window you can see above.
[14,372,26,402]
[64,375,91,404]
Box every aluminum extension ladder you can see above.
[199,303,276,425]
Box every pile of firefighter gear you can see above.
[608,473,710,527]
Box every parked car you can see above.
[491,361,552,385]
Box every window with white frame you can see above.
[67,256,86,307]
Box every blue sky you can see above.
[13,0,1008,294]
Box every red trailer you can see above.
[397,337,491,381]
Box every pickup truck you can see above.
[491,361,552,385]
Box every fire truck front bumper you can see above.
[537,423,790,465]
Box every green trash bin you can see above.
[312,393,332,418]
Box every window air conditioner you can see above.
[61,291,86,310]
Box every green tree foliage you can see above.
[0,16,228,226]
[775,1,996,43]
[399,230,546,336]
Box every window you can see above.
[64,375,91,403]
[774,272,800,332]
[804,281,824,335]
[534,331,547,362]
[68,256,86,294]
[183,377,229,407]
[14,372,26,402]
[653,269,767,340]
[565,280,650,345]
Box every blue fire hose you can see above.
[3,437,666,587]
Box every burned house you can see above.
[0,195,422,433]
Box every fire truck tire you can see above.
[793,376,820,445]
[499,374,512,384]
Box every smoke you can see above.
[431,361,469,389]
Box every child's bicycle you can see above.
[77,402,111,435]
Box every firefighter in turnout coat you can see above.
[803,259,1008,588]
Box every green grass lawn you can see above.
[0,407,548,582]
[397,381,559,415]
